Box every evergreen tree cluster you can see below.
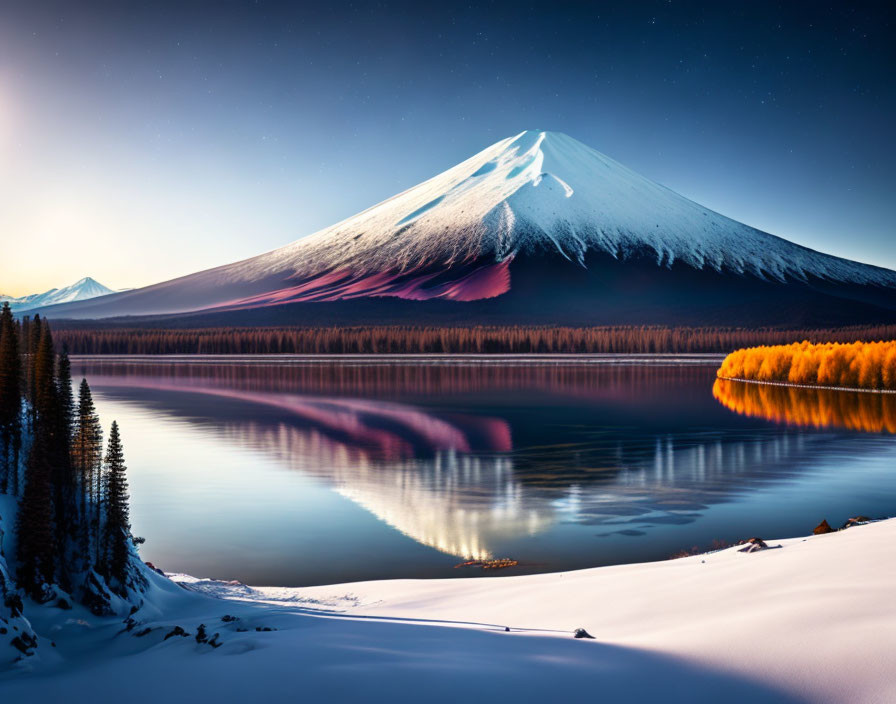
[0,304,21,495]
[51,322,896,355]
[0,304,135,603]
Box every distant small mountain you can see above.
[2,277,115,311]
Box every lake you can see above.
[75,355,896,587]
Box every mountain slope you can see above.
[3,277,114,311]
[238,129,895,287]
[24,131,896,324]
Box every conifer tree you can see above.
[57,347,75,440]
[0,303,22,494]
[16,428,56,597]
[102,421,130,585]
[47,347,78,583]
[26,314,42,409]
[32,321,56,420]
[15,322,63,597]
[72,379,103,568]
[19,315,30,356]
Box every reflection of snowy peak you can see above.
[239,129,896,287]
[2,277,114,311]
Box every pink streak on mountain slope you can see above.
[209,258,512,311]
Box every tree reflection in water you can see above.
[74,358,896,583]
[713,378,896,434]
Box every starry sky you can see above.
[1,1,894,295]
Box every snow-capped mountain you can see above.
[24,131,896,324]
[233,129,896,291]
[3,277,115,311]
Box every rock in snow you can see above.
[738,537,770,553]
[814,520,834,535]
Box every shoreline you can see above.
[168,518,887,593]
[68,352,726,365]
[4,517,895,703]
[718,375,896,395]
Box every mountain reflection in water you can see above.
[222,419,822,560]
[77,358,896,585]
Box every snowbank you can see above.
[2,518,895,703]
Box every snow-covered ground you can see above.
[2,516,894,703]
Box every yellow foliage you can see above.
[717,340,896,391]
[712,378,896,434]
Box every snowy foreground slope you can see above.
[3,518,895,703]
[28,131,896,324]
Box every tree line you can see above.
[50,323,896,355]
[0,305,137,607]
[717,340,896,391]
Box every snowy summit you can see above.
[2,277,114,312]
[249,129,896,287]
[20,132,896,325]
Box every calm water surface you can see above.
[75,355,896,586]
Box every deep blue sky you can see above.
[1,1,894,294]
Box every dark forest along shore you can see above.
[75,356,896,587]
[53,323,896,355]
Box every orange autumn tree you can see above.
[717,340,896,391]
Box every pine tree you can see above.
[72,379,103,568]
[57,347,75,440]
[18,315,30,357]
[48,346,78,585]
[26,314,42,410]
[16,428,56,598]
[31,322,57,422]
[0,303,22,494]
[15,322,62,598]
[102,421,130,585]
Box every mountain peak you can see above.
[19,131,896,322]
[235,129,895,291]
[510,129,570,140]
[3,276,114,311]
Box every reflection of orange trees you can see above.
[712,378,896,433]
[717,341,896,391]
